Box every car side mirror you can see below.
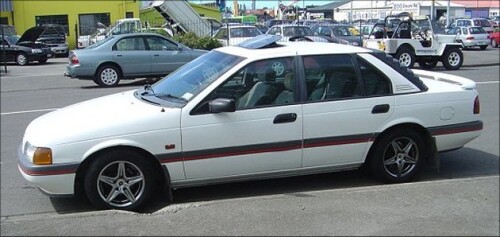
[209,98,236,113]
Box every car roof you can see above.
[215,41,373,60]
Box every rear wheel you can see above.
[94,65,121,87]
[38,58,48,64]
[441,47,463,70]
[84,150,155,211]
[370,129,424,183]
[16,53,28,66]
[491,39,498,48]
[479,45,488,50]
[395,47,415,68]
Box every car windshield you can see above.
[282,26,314,36]
[3,35,19,44]
[147,51,245,104]
[230,27,261,38]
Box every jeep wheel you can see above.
[395,47,415,68]
[441,48,463,70]
[418,60,438,70]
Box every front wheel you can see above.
[16,53,28,66]
[84,150,155,210]
[441,47,463,70]
[94,65,121,87]
[370,129,425,183]
[395,47,415,68]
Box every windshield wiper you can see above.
[141,84,155,96]
[156,93,188,102]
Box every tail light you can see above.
[70,54,79,65]
[466,36,474,40]
[474,96,480,114]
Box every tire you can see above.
[370,129,425,183]
[38,58,48,64]
[417,60,438,70]
[492,39,498,48]
[479,45,488,50]
[84,150,155,211]
[16,53,28,66]
[395,47,415,68]
[95,65,121,87]
[441,47,463,70]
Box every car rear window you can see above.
[469,27,486,34]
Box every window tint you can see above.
[146,36,177,50]
[304,54,359,101]
[469,27,486,34]
[114,37,145,51]
[200,57,295,111]
[357,57,391,96]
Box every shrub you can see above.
[172,32,222,50]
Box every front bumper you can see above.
[17,145,77,196]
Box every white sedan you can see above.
[18,35,483,211]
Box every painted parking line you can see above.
[1,108,58,116]
[476,81,500,84]
[0,73,64,79]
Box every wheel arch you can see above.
[397,43,415,53]
[365,122,436,167]
[439,44,462,55]
[94,61,123,79]
[74,145,171,201]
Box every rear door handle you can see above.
[372,104,390,114]
[116,54,122,57]
[273,113,297,124]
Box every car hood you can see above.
[18,26,45,43]
[24,90,181,147]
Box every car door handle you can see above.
[116,54,122,57]
[154,54,159,56]
[273,113,297,124]
[372,104,390,114]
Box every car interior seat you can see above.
[237,70,277,108]
[273,72,294,104]
[324,71,357,99]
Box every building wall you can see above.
[6,0,140,49]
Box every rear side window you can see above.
[469,27,486,34]
[357,57,391,96]
[371,51,428,91]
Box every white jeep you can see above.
[364,12,463,70]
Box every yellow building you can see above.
[1,0,140,49]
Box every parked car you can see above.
[65,32,208,87]
[265,24,328,42]
[19,35,482,211]
[446,26,490,50]
[0,34,52,65]
[453,18,494,34]
[490,31,500,48]
[213,25,262,46]
[22,24,69,57]
[311,24,364,46]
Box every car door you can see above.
[146,35,192,75]
[0,37,16,62]
[112,36,150,76]
[180,57,303,179]
[301,54,394,167]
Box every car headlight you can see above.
[24,142,52,165]
[31,48,42,53]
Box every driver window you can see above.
[195,57,295,114]
[146,36,177,51]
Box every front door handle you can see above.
[273,113,297,124]
[372,104,390,114]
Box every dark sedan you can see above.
[65,33,208,87]
[0,34,52,65]
[311,24,364,46]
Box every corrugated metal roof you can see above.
[0,0,13,11]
